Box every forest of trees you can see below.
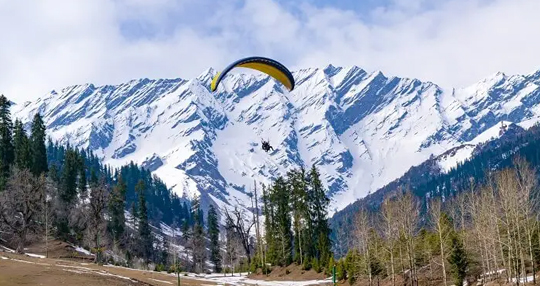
[0,95,196,269]
[335,156,540,286]
[260,166,333,271]
[0,94,334,276]
[332,122,540,257]
[218,166,334,276]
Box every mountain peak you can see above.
[527,68,540,80]
[196,68,218,88]
[13,65,540,216]
[494,71,507,79]
[199,67,217,78]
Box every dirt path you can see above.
[0,252,333,286]
[0,253,217,286]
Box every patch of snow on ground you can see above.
[25,253,46,259]
[512,275,536,283]
[183,272,332,286]
[6,257,50,266]
[481,269,506,277]
[149,278,173,284]
[74,246,94,256]
[1,245,15,253]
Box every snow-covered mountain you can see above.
[11,66,540,215]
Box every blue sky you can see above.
[1,0,540,102]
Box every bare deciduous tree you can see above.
[381,194,401,286]
[86,178,109,263]
[0,169,46,253]
[395,191,420,286]
[355,208,373,286]
[429,198,451,286]
[223,206,255,267]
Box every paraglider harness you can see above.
[261,139,274,153]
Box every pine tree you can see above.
[161,239,169,267]
[207,205,222,273]
[13,120,32,170]
[89,168,98,188]
[0,95,14,191]
[307,165,332,267]
[289,168,309,265]
[60,149,80,203]
[191,196,206,273]
[130,202,138,231]
[78,160,87,196]
[48,164,60,183]
[136,180,153,262]
[448,233,468,286]
[272,176,293,266]
[262,183,277,268]
[30,113,47,176]
[181,219,192,265]
[109,174,127,247]
[335,258,346,281]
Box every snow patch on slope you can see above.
[12,67,540,218]
[437,121,513,172]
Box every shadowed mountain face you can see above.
[11,66,540,215]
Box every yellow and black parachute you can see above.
[210,56,295,92]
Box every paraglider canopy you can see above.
[210,56,295,92]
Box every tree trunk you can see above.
[438,226,447,286]
[391,251,396,286]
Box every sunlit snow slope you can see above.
[12,66,540,215]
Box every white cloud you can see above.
[1,0,540,103]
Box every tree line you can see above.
[193,165,335,276]
[0,95,195,269]
[332,122,540,258]
[216,166,334,275]
[335,156,540,286]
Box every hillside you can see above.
[10,67,540,218]
[330,120,540,256]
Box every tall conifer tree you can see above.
[136,180,152,262]
[30,113,47,176]
[191,196,206,273]
[60,149,79,203]
[109,174,127,246]
[207,205,222,273]
[0,95,14,190]
[13,120,31,170]
[308,165,332,266]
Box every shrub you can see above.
[312,258,321,273]
[154,264,165,272]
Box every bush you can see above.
[326,257,335,276]
[312,258,321,273]
[250,259,258,273]
[302,259,312,271]
[168,265,182,274]
[154,264,165,272]
[336,260,346,281]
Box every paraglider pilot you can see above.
[261,140,274,152]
